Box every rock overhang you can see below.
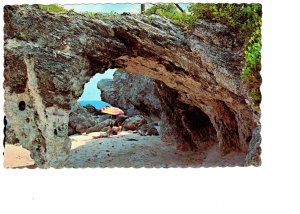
[3,5,261,167]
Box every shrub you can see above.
[38,4,68,13]
[146,3,262,108]
[248,88,261,109]
[87,12,96,19]
[145,4,195,27]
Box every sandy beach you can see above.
[3,144,35,168]
[3,130,246,168]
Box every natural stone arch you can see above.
[4,5,260,168]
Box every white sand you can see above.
[3,130,246,168]
[3,144,35,168]
[65,131,208,168]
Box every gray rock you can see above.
[138,124,159,136]
[98,71,162,118]
[68,126,76,136]
[245,126,262,166]
[68,104,97,135]
[83,104,99,115]
[123,115,147,131]
[85,119,114,134]
[125,107,140,117]
[75,122,92,134]
[97,79,114,90]
[3,5,260,167]
[100,126,110,132]
[147,127,159,136]
[97,115,111,123]
[114,115,128,126]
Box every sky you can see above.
[72,3,189,101]
[78,69,115,101]
[64,3,189,14]
[64,4,142,13]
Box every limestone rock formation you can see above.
[97,71,162,117]
[68,103,97,135]
[245,126,262,166]
[4,5,261,167]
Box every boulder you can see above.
[83,104,99,115]
[138,124,159,136]
[75,122,92,134]
[85,119,114,134]
[147,127,159,136]
[68,104,97,135]
[68,126,76,136]
[98,71,162,118]
[123,115,147,131]
[100,126,110,132]
[114,115,128,126]
[97,114,111,123]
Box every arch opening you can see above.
[64,65,222,167]
[3,4,260,168]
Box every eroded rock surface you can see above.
[97,71,162,117]
[68,103,97,135]
[4,5,261,167]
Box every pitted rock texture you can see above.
[4,5,261,167]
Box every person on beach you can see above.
[92,122,114,139]
[112,121,122,135]
[107,122,114,136]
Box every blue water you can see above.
[78,100,111,109]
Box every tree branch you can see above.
[174,4,185,13]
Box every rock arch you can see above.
[4,5,260,167]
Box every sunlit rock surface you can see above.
[4,5,261,167]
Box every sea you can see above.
[78,100,111,109]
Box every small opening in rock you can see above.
[54,129,58,135]
[26,118,30,123]
[182,106,217,144]
[77,69,115,111]
[246,136,252,143]
[18,101,26,111]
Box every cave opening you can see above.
[181,105,217,146]
[3,4,260,168]
[64,66,221,168]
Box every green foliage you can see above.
[19,31,26,38]
[241,29,261,82]
[146,3,262,108]
[87,12,96,19]
[145,4,195,27]
[145,3,178,15]
[248,88,261,109]
[188,4,262,109]
[38,4,68,13]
